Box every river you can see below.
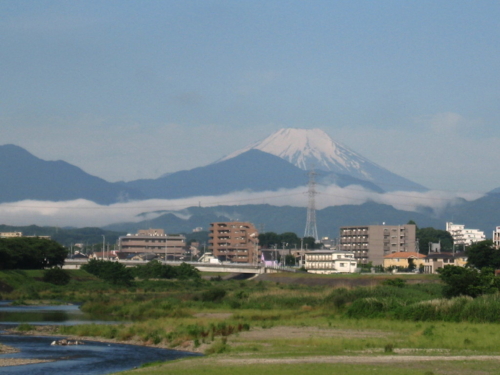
[0,302,200,374]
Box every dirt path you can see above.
[215,355,500,365]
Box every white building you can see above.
[446,222,485,247]
[493,227,500,249]
[304,250,358,274]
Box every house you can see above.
[90,251,119,260]
[69,251,88,260]
[130,253,158,261]
[383,251,426,271]
[423,252,467,274]
[260,250,280,267]
[304,250,357,274]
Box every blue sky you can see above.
[1,1,499,192]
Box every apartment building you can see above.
[493,226,500,249]
[209,222,259,263]
[446,222,485,247]
[117,229,186,259]
[339,224,417,266]
[304,250,357,274]
[0,232,51,240]
[0,232,22,238]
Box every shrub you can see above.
[82,259,133,286]
[17,323,34,332]
[43,267,70,285]
[201,288,226,302]
[382,278,406,288]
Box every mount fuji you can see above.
[219,128,427,192]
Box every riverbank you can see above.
[2,324,206,354]
[0,342,54,367]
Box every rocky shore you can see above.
[0,343,53,367]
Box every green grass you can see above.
[116,358,500,375]
[4,269,500,375]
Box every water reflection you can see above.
[0,334,199,375]
[0,302,200,374]
[0,302,120,325]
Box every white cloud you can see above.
[415,112,483,134]
[0,185,482,228]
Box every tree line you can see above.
[0,237,67,270]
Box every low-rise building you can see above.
[383,251,426,271]
[304,250,357,274]
[117,229,186,260]
[422,252,467,274]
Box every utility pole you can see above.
[101,235,105,260]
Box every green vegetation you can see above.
[415,226,454,254]
[466,240,500,269]
[81,259,134,286]
[4,266,500,375]
[0,237,67,269]
[132,260,200,280]
[43,267,71,285]
[438,265,500,298]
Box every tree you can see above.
[82,259,133,286]
[466,240,500,270]
[43,267,70,285]
[0,238,67,270]
[408,258,416,271]
[414,226,454,254]
[175,262,201,279]
[438,265,500,298]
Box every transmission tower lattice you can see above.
[304,170,319,242]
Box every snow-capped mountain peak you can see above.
[218,128,427,192]
[220,128,373,175]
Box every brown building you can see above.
[118,229,186,260]
[339,224,417,266]
[209,222,259,263]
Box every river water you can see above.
[0,302,200,374]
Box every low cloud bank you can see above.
[0,185,483,228]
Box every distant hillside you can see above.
[121,149,384,199]
[104,202,444,239]
[0,144,145,204]
[440,193,500,235]
[0,224,125,247]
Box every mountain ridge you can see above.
[218,128,427,192]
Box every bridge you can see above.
[63,259,295,274]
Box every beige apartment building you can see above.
[118,229,186,260]
[339,224,417,266]
[209,222,259,263]
[0,232,23,238]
